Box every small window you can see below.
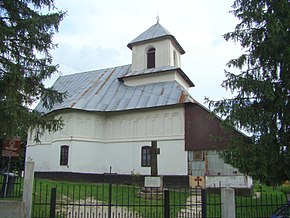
[141,146,151,167]
[194,151,204,161]
[147,47,155,69]
[60,145,69,166]
[173,50,178,66]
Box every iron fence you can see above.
[0,173,23,198]
[235,190,287,218]
[32,179,222,218]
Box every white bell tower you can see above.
[122,21,194,91]
[127,21,185,72]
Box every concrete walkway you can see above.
[177,189,203,218]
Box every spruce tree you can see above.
[0,0,65,142]
[207,0,290,185]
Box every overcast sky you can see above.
[48,0,242,106]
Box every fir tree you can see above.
[0,0,66,142]
[207,0,290,185]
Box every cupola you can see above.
[127,21,185,72]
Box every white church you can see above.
[27,21,252,188]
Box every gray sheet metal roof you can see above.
[36,64,196,114]
[127,22,185,54]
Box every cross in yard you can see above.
[150,141,160,176]
[194,176,202,187]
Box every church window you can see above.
[60,145,69,166]
[147,47,156,69]
[194,150,204,161]
[141,146,151,167]
[173,50,178,66]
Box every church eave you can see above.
[118,67,195,88]
[127,35,185,54]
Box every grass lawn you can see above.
[235,184,287,217]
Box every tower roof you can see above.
[127,22,185,54]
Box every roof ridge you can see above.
[128,23,171,46]
[58,64,132,78]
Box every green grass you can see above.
[0,175,23,199]
[235,184,287,218]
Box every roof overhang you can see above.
[127,35,185,55]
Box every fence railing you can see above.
[0,173,23,198]
[32,179,222,218]
[235,190,287,218]
[31,178,289,218]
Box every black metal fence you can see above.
[1,174,286,218]
[0,173,23,198]
[235,190,287,218]
[32,179,222,218]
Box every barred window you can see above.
[60,145,69,166]
[141,146,151,167]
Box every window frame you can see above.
[141,146,151,167]
[147,47,156,69]
[60,145,69,166]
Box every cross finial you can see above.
[156,10,160,23]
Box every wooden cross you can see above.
[194,176,202,187]
[150,141,160,176]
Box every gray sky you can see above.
[48,0,242,106]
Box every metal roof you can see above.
[35,64,196,114]
[127,22,185,54]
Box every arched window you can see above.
[147,47,156,69]
[141,146,151,167]
[60,145,69,166]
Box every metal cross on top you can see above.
[150,141,160,176]
[194,176,203,187]
[156,10,160,23]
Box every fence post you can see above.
[108,183,112,218]
[201,189,207,218]
[221,187,235,218]
[22,161,34,218]
[50,187,57,218]
[164,189,170,218]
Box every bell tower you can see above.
[127,21,185,72]
[122,21,194,91]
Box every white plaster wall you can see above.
[157,140,187,175]
[131,39,182,72]
[174,72,190,90]
[27,106,187,175]
[26,143,60,171]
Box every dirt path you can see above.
[56,196,142,218]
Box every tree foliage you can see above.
[207,0,290,185]
[0,0,66,142]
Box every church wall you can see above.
[26,106,187,175]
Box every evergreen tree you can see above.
[0,0,65,142]
[207,0,290,185]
